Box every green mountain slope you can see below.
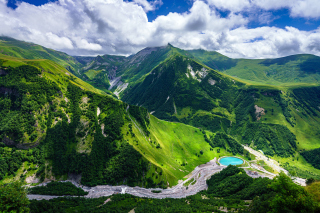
[1,37,320,187]
[121,53,320,178]
[0,55,240,187]
[75,44,192,97]
[70,44,320,179]
[188,49,320,86]
[0,36,82,74]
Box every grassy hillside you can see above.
[0,37,82,74]
[76,55,127,92]
[73,44,320,180]
[0,55,105,95]
[121,53,320,179]
[188,49,320,86]
[125,114,242,185]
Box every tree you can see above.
[0,182,30,213]
[306,178,315,185]
[268,172,318,213]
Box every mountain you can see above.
[0,36,82,74]
[187,49,320,86]
[1,37,320,188]
[75,44,192,97]
[119,50,320,179]
[74,54,127,93]
[0,53,240,187]
[70,44,320,180]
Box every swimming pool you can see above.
[219,157,244,166]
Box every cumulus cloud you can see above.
[205,0,320,19]
[133,0,163,12]
[0,0,319,58]
[205,0,251,12]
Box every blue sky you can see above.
[2,0,320,58]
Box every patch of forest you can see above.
[301,148,320,170]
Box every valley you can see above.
[0,36,320,212]
[27,153,285,201]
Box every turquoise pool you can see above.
[219,157,243,166]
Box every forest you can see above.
[301,148,320,170]
[0,143,44,181]
[0,64,163,188]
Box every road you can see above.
[243,145,306,186]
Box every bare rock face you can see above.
[68,173,82,184]
[107,66,118,80]
[108,76,122,90]
[16,142,40,150]
[208,78,216,85]
[26,174,40,184]
[254,105,265,120]
[3,135,41,149]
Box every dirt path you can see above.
[244,146,287,174]
[243,145,306,186]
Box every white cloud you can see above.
[205,0,320,19]
[0,0,319,58]
[290,0,320,18]
[133,0,163,12]
[46,33,74,49]
[217,26,320,58]
[205,0,251,12]
[74,38,102,50]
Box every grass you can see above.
[251,88,320,178]
[0,55,106,95]
[84,69,102,80]
[183,178,195,187]
[123,115,233,186]
[256,90,320,151]
[274,154,320,179]
[0,37,81,73]
[305,181,320,202]
[188,49,320,87]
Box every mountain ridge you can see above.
[1,37,320,188]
